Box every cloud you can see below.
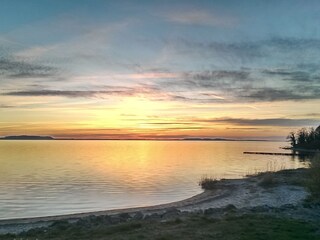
[158,70,253,94]
[1,84,171,100]
[162,9,237,27]
[0,104,14,108]
[226,127,261,130]
[140,122,194,125]
[185,70,250,81]
[13,46,55,59]
[241,88,320,101]
[3,89,134,98]
[181,70,252,90]
[261,68,318,82]
[291,113,320,118]
[197,117,320,127]
[0,57,57,79]
[167,37,320,65]
[156,65,320,102]
[10,20,132,67]
[2,33,320,104]
[167,38,263,63]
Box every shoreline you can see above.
[0,168,310,234]
[0,188,224,225]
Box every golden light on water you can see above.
[0,140,306,219]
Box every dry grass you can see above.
[307,154,320,200]
[198,176,219,190]
[2,214,319,240]
[258,172,277,187]
[245,161,287,188]
[246,161,286,177]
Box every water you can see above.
[0,140,306,220]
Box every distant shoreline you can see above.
[0,136,273,142]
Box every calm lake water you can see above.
[0,140,306,220]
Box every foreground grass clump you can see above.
[307,155,320,201]
[258,172,277,187]
[246,161,284,188]
[0,214,318,240]
[199,176,219,190]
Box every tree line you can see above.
[287,125,320,150]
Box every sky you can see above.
[0,0,319,140]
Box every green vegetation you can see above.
[307,155,320,201]
[287,126,320,150]
[0,214,318,240]
[199,176,219,190]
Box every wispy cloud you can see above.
[2,84,176,100]
[162,9,237,27]
[157,66,320,102]
[14,46,56,59]
[196,117,320,127]
[166,37,320,65]
[3,88,135,98]
[0,104,14,108]
[0,57,57,79]
[261,68,319,83]
[241,88,320,101]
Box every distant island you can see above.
[1,135,54,140]
[0,135,271,141]
[182,137,268,141]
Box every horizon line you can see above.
[0,135,282,142]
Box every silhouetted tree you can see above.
[287,125,320,150]
[286,132,296,147]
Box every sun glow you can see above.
[92,97,172,129]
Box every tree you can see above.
[288,125,320,150]
[287,132,296,147]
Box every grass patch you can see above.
[198,175,219,190]
[307,154,320,201]
[246,161,285,177]
[0,214,318,240]
[258,172,277,188]
[246,161,287,188]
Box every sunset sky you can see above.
[0,0,319,140]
